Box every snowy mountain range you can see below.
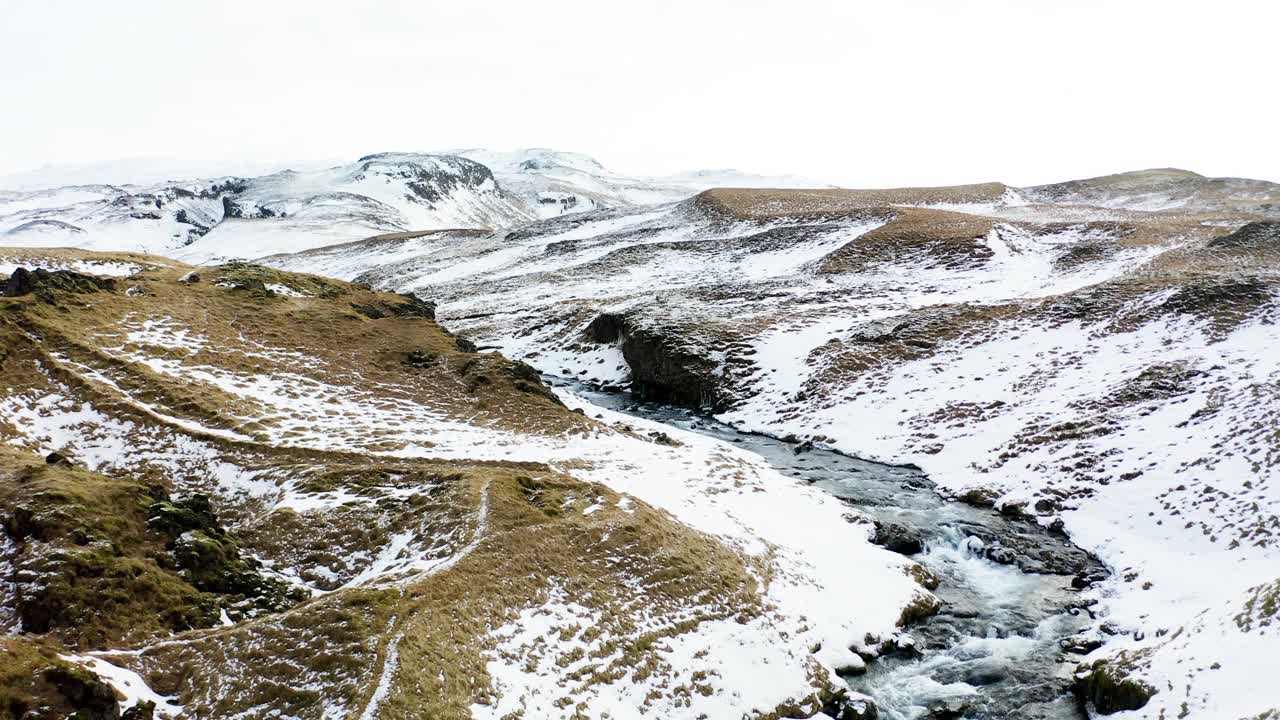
[2,155,1279,720]
[0,149,831,263]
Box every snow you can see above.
[274,486,395,513]
[173,218,414,266]
[123,315,208,351]
[0,186,116,214]
[0,257,147,277]
[0,533,18,635]
[264,282,306,297]
[2,147,844,266]
[0,157,341,192]
[457,387,923,715]
[357,623,402,720]
[2,153,534,261]
[9,157,1278,716]
[472,582,843,720]
[339,476,485,590]
[0,376,277,502]
[1116,579,1280,719]
[60,654,184,717]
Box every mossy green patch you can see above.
[208,262,344,300]
[0,451,299,648]
[1235,578,1280,633]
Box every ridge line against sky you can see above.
[2,0,1276,188]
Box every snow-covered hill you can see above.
[264,168,1280,720]
[174,153,533,263]
[0,153,532,262]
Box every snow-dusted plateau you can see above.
[1,150,1277,720]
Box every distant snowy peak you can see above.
[451,148,607,176]
[217,152,520,227]
[0,179,235,254]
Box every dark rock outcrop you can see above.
[148,493,303,610]
[585,312,626,344]
[586,312,731,411]
[504,360,563,405]
[2,267,117,300]
[122,701,157,720]
[356,153,499,204]
[351,292,436,320]
[925,696,972,718]
[44,451,73,467]
[221,196,277,220]
[824,692,879,720]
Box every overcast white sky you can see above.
[2,1,1276,188]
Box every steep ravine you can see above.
[550,377,1113,720]
[585,312,737,410]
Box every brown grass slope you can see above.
[0,249,810,719]
[692,183,1007,221]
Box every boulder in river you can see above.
[926,696,972,718]
[840,697,879,719]
[956,485,999,508]
[823,689,879,720]
[872,520,924,555]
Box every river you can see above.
[555,379,1108,720]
